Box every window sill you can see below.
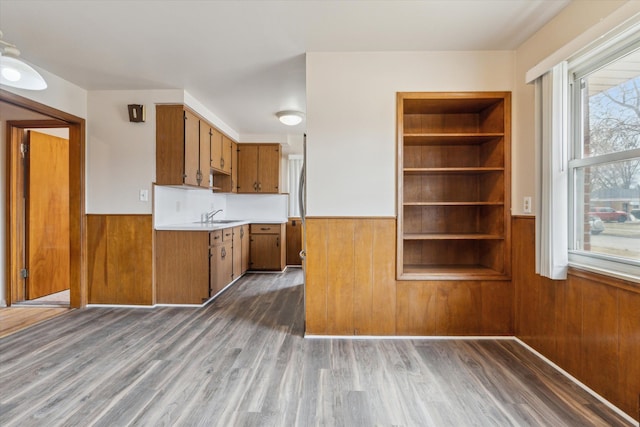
[568,262,640,294]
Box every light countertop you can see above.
[155,218,287,231]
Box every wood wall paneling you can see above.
[305,219,328,334]
[286,218,302,266]
[326,219,355,335]
[87,215,153,305]
[618,290,640,419]
[512,216,639,423]
[396,282,437,335]
[305,218,397,336]
[369,219,397,335]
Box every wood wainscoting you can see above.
[304,217,513,336]
[513,216,639,422]
[87,214,153,305]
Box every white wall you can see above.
[305,51,515,217]
[86,90,183,213]
[512,0,632,215]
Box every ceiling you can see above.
[0,0,570,137]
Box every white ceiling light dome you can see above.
[0,30,47,90]
[276,110,304,126]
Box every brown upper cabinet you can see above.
[157,104,236,190]
[237,143,280,193]
[397,91,511,281]
[210,130,232,175]
[213,139,238,192]
[156,105,206,187]
[210,127,223,174]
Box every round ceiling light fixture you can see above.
[276,110,304,126]
[0,31,47,90]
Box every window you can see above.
[568,39,640,280]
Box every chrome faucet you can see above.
[205,209,223,222]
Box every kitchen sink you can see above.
[210,219,242,224]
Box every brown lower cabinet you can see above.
[249,223,286,271]
[209,229,233,296]
[156,225,249,304]
[156,231,210,304]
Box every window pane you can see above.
[582,49,640,158]
[574,160,640,261]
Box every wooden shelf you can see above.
[403,201,504,206]
[404,167,504,174]
[401,264,507,279]
[403,133,504,146]
[404,233,504,240]
[397,91,511,280]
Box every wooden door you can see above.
[241,224,250,273]
[258,144,280,193]
[183,110,200,186]
[250,234,280,270]
[210,128,223,172]
[221,135,232,174]
[286,218,302,266]
[231,141,238,192]
[237,144,258,193]
[26,131,70,299]
[211,243,232,294]
[232,226,242,279]
[199,120,211,188]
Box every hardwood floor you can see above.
[0,307,72,338]
[0,269,633,426]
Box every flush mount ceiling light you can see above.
[276,110,304,126]
[0,30,47,90]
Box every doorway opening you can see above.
[13,128,71,307]
[2,89,86,309]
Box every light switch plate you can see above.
[139,189,149,202]
[523,196,532,214]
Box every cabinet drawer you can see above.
[210,230,223,245]
[222,228,233,242]
[250,224,280,234]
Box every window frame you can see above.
[567,36,640,283]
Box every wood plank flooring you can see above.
[0,269,634,426]
[0,307,72,338]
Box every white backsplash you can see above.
[154,185,288,227]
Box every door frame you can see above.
[3,89,86,308]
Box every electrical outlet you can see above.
[523,196,532,214]
[139,189,149,202]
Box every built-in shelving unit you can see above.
[397,92,511,280]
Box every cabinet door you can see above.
[221,135,232,175]
[210,128,223,173]
[199,120,212,188]
[250,234,281,270]
[232,226,242,278]
[183,110,201,187]
[241,224,250,273]
[211,242,232,295]
[237,144,258,193]
[231,141,238,193]
[257,144,280,193]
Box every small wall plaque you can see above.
[128,104,145,122]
